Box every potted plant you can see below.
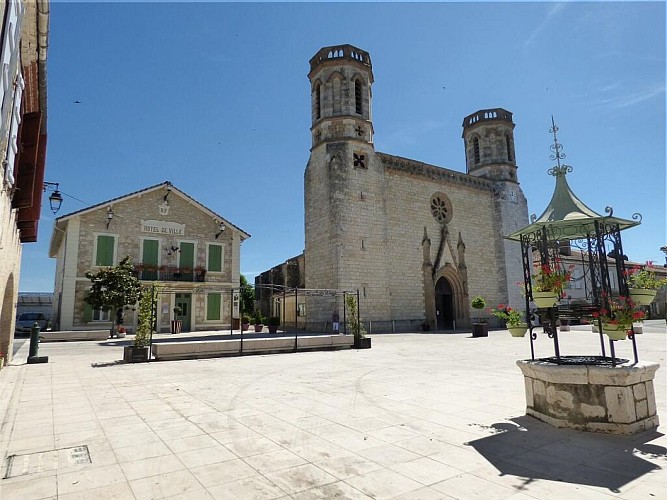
[625,262,667,305]
[194,265,206,282]
[171,306,183,334]
[420,320,430,332]
[471,296,488,337]
[253,311,264,333]
[346,295,370,348]
[531,263,573,308]
[489,304,528,337]
[241,315,250,332]
[267,316,280,334]
[123,286,158,363]
[591,295,645,341]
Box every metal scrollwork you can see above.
[530,214,537,223]
[632,213,642,222]
[531,331,538,341]
[604,206,614,217]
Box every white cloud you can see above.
[525,4,566,47]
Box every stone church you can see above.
[257,44,529,331]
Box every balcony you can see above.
[134,265,206,283]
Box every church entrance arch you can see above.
[435,277,454,330]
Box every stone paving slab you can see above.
[0,321,665,499]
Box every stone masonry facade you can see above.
[50,182,249,333]
[260,45,529,331]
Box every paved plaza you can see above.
[0,322,665,499]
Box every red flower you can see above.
[498,304,505,310]
[592,311,600,318]
[506,307,513,312]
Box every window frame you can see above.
[93,233,117,267]
[206,242,224,273]
[206,292,222,321]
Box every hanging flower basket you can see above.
[628,288,656,306]
[508,323,528,337]
[532,291,558,309]
[601,323,628,341]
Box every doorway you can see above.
[435,277,454,330]
[175,293,192,332]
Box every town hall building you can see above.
[257,44,529,331]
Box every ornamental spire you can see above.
[548,116,571,176]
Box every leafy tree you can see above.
[135,284,159,347]
[84,256,142,329]
[240,274,255,314]
[345,294,366,339]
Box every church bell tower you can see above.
[304,45,390,323]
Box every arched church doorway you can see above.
[435,277,455,330]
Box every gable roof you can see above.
[49,181,250,256]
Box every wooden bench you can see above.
[39,330,110,342]
[151,334,355,361]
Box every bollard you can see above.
[27,322,48,364]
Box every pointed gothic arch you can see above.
[433,264,469,330]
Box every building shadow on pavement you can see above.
[463,416,665,493]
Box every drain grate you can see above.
[4,445,91,479]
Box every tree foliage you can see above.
[345,294,366,339]
[135,284,159,347]
[240,274,255,314]
[84,256,142,313]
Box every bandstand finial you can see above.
[547,116,571,176]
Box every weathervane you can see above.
[547,115,572,176]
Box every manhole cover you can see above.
[4,445,91,479]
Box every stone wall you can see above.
[517,359,660,435]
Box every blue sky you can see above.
[20,1,665,291]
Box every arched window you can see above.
[355,79,363,115]
[315,83,321,119]
[506,135,513,162]
[333,77,341,114]
[473,137,480,165]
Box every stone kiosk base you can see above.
[517,360,660,435]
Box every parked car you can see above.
[15,312,50,335]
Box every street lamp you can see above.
[43,182,63,214]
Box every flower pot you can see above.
[171,320,182,334]
[472,323,488,337]
[532,291,558,309]
[268,325,278,334]
[354,337,372,349]
[508,323,528,337]
[241,322,250,332]
[254,324,263,333]
[123,345,149,363]
[628,288,656,306]
[602,323,628,341]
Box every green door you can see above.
[175,293,192,332]
[142,239,159,280]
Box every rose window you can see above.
[430,193,452,224]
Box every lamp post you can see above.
[43,181,63,214]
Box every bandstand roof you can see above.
[507,165,640,242]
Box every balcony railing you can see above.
[134,265,205,282]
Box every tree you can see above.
[85,256,142,331]
[240,274,255,314]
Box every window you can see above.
[315,83,321,119]
[207,293,221,321]
[93,309,111,321]
[142,239,159,279]
[506,135,513,162]
[473,137,480,165]
[207,244,223,272]
[354,79,363,115]
[95,235,115,266]
[179,242,195,270]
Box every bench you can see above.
[39,330,110,342]
[151,334,355,361]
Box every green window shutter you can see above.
[208,245,222,272]
[95,235,114,266]
[83,302,93,323]
[142,239,159,266]
[180,242,194,269]
[207,293,221,320]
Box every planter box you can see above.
[353,337,372,349]
[124,346,149,363]
[472,323,488,338]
